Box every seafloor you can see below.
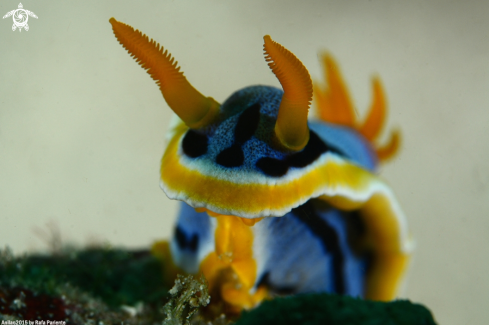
[0,247,437,325]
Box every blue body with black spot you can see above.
[170,85,378,298]
[172,199,370,297]
[181,86,377,178]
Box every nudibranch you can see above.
[110,18,413,315]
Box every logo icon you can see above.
[3,3,38,32]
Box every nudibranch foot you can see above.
[170,195,411,308]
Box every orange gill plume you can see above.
[314,53,401,162]
[109,18,220,129]
[263,35,313,152]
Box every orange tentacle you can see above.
[376,129,401,162]
[314,53,401,164]
[360,77,386,141]
[315,53,356,127]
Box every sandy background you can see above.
[1,1,488,324]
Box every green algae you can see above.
[0,247,169,307]
[235,293,437,325]
[0,247,436,325]
[0,247,171,324]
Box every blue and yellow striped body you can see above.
[167,85,409,309]
[173,199,370,298]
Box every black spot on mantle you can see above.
[234,102,261,143]
[216,103,261,168]
[216,143,245,167]
[182,130,208,158]
[256,131,343,177]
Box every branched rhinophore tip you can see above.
[109,18,220,129]
[263,35,312,151]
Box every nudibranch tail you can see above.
[263,35,312,151]
[109,18,220,129]
[314,53,401,162]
